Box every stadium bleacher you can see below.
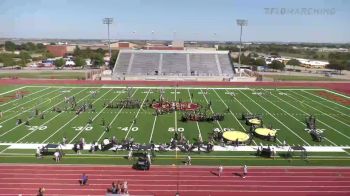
[112,50,234,80]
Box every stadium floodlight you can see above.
[236,19,248,77]
[103,17,113,61]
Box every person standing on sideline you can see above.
[218,165,223,177]
[186,155,191,165]
[54,150,60,163]
[128,150,133,160]
[242,165,248,178]
[147,151,152,165]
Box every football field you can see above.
[0,85,349,151]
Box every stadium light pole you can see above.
[236,19,248,77]
[103,17,113,60]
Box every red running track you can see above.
[0,165,349,196]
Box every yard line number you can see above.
[214,128,234,132]
[118,127,139,132]
[27,125,47,131]
[168,127,184,132]
[73,125,93,132]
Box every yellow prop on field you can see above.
[255,128,277,136]
[248,118,261,125]
[222,131,250,142]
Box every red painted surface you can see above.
[0,79,349,95]
[0,165,349,196]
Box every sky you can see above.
[0,0,349,43]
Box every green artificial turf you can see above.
[0,85,349,166]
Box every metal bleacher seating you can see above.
[113,50,234,79]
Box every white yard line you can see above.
[69,89,115,143]
[41,88,106,144]
[0,89,87,153]
[290,91,350,128]
[0,86,26,97]
[174,88,177,131]
[304,90,350,111]
[148,115,158,143]
[200,89,223,131]
[213,89,258,145]
[187,89,202,138]
[296,90,350,117]
[0,89,64,137]
[270,92,338,146]
[97,89,138,142]
[0,88,61,124]
[287,91,350,139]
[239,90,310,146]
[325,89,350,99]
[15,89,87,143]
[124,89,150,139]
[0,87,50,107]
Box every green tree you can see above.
[36,43,46,51]
[43,52,55,59]
[0,54,15,67]
[96,48,105,55]
[326,60,347,74]
[25,42,36,51]
[73,46,81,57]
[269,60,285,70]
[287,59,301,66]
[109,51,119,69]
[18,51,31,67]
[92,53,104,67]
[74,56,85,67]
[254,58,266,66]
[5,41,16,51]
[54,58,65,68]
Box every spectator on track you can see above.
[242,165,248,178]
[218,165,223,177]
[122,180,128,194]
[79,173,88,185]
[37,187,45,196]
[107,182,117,193]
